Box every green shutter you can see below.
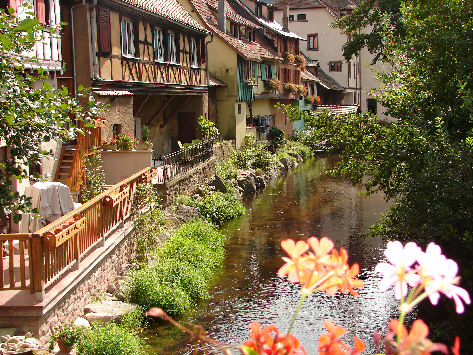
[272,64,277,79]
[261,63,267,80]
[253,62,258,79]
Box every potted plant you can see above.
[282,52,295,63]
[116,133,136,151]
[305,95,316,104]
[137,125,153,150]
[296,85,308,96]
[294,54,305,66]
[248,77,258,86]
[49,325,82,353]
[102,137,117,151]
[283,83,298,95]
[265,78,280,91]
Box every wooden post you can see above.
[30,234,45,301]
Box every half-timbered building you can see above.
[70,0,210,156]
[180,0,303,145]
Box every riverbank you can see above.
[39,138,313,354]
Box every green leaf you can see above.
[240,346,257,355]
[15,18,39,32]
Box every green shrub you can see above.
[128,221,226,316]
[182,191,244,224]
[285,141,314,158]
[76,322,145,355]
[267,126,285,149]
[234,144,275,171]
[216,158,238,181]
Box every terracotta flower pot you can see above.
[57,339,73,353]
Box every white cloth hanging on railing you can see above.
[20,182,79,233]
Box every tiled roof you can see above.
[272,0,358,18]
[311,66,344,91]
[206,0,260,28]
[301,69,318,82]
[119,0,208,32]
[190,0,279,61]
[209,74,227,86]
[316,105,359,114]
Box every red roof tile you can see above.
[120,0,207,32]
[190,0,279,61]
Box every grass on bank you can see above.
[127,220,225,316]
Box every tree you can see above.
[284,0,473,243]
[0,9,104,223]
[334,0,403,62]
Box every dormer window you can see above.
[246,28,255,42]
[230,22,241,39]
[168,31,177,63]
[121,17,135,57]
[255,2,262,18]
[268,7,274,21]
[153,27,165,62]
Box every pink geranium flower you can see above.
[375,241,421,299]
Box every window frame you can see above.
[329,61,342,72]
[168,30,177,63]
[307,33,318,51]
[121,17,135,58]
[288,14,294,22]
[296,13,306,21]
[153,27,165,62]
[189,37,199,67]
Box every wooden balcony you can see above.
[1,167,157,298]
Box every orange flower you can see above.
[451,336,461,355]
[278,239,309,283]
[386,319,448,355]
[318,321,364,355]
[278,238,364,297]
[241,322,307,355]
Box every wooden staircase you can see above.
[55,146,76,186]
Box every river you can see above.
[145,156,406,354]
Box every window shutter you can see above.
[261,63,267,80]
[253,62,258,79]
[133,21,139,57]
[196,38,201,65]
[36,0,45,24]
[175,32,180,63]
[98,7,111,53]
[163,30,168,62]
[200,38,206,63]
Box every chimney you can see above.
[218,0,226,33]
[282,0,289,31]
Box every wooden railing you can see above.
[158,137,216,183]
[1,167,157,295]
[67,122,103,191]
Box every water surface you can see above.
[146,156,402,354]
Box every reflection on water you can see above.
[146,156,404,354]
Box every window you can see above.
[241,60,254,82]
[307,34,318,51]
[168,31,177,63]
[289,14,294,22]
[153,27,165,62]
[367,99,377,115]
[296,13,306,21]
[230,22,241,39]
[189,37,198,67]
[246,28,256,42]
[255,2,262,18]
[329,61,342,72]
[268,7,274,21]
[121,18,135,57]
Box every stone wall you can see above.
[156,156,216,206]
[0,220,136,346]
[37,225,135,343]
